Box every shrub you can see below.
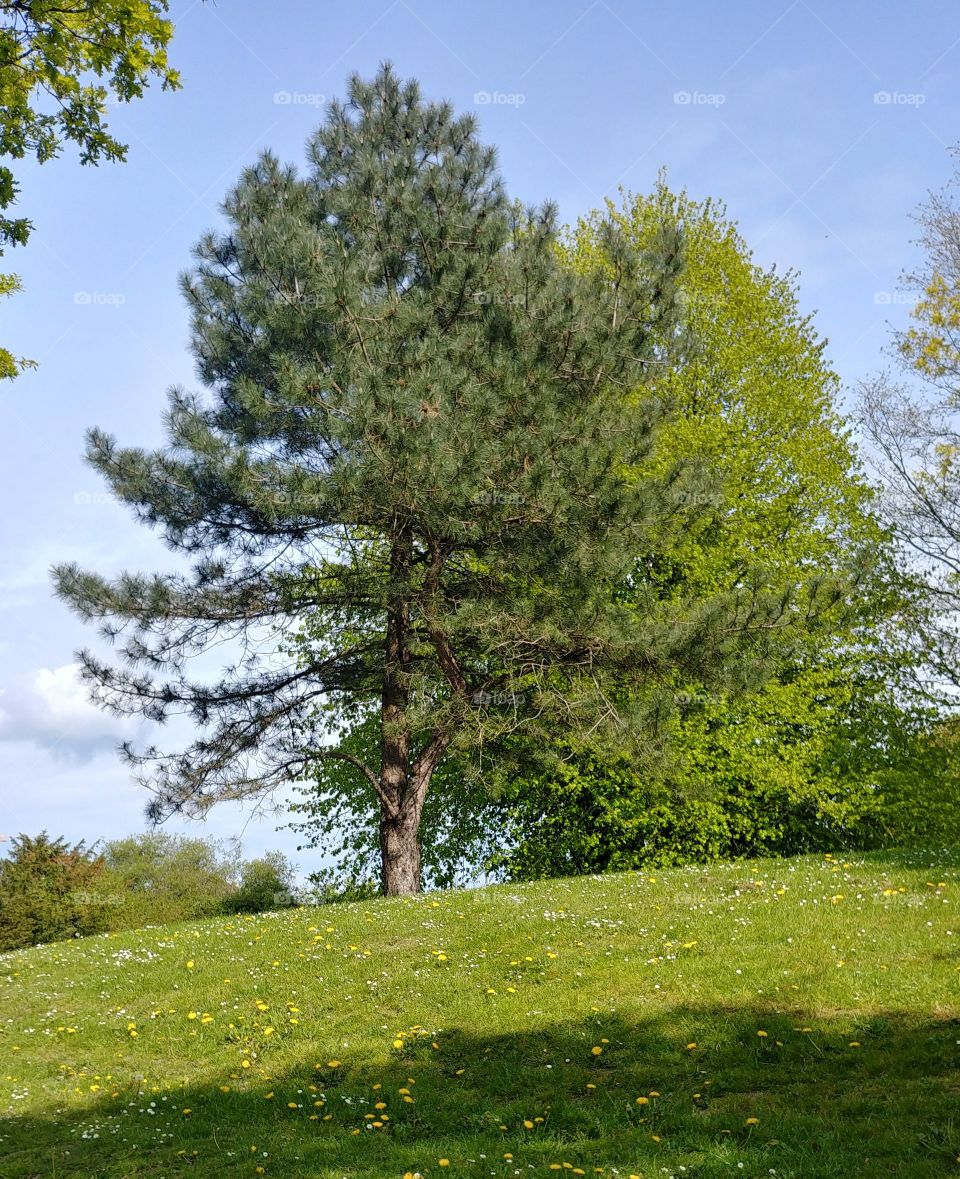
[0,833,108,951]
[224,852,298,914]
[99,833,238,928]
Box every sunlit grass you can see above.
[2,849,959,1177]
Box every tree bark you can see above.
[379,801,423,895]
[377,535,458,896]
[380,534,416,895]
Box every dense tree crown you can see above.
[55,67,847,893]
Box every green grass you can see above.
[2,849,960,1178]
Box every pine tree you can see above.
[54,66,832,894]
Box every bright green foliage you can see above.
[98,833,238,929]
[0,831,106,950]
[875,714,960,846]
[486,185,914,877]
[0,0,180,376]
[568,182,877,593]
[0,832,303,949]
[493,661,945,880]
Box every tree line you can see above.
[0,832,298,951]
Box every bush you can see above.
[224,852,298,914]
[0,833,108,951]
[99,833,239,928]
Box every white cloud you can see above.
[0,662,136,757]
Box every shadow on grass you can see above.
[3,1003,959,1178]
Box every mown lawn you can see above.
[2,849,959,1178]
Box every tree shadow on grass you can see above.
[3,1003,959,1178]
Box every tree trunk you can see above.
[377,534,454,896]
[380,534,416,895]
[379,802,423,895]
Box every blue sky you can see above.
[1,0,957,871]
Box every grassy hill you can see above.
[2,850,959,1178]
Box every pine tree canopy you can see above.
[53,65,847,893]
